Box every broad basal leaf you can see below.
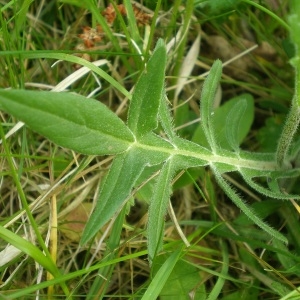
[0,89,134,155]
[194,94,254,152]
[127,39,167,138]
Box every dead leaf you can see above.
[60,203,93,242]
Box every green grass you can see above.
[1,1,300,299]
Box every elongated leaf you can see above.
[240,168,300,200]
[127,39,167,138]
[159,93,176,141]
[0,225,62,279]
[0,89,134,155]
[81,144,170,245]
[81,151,146,245]
[141,247,183,300]
[211,165,288,244]
[200,60,222,152]
[147,159,175,263]
[155,256,206,300]
[0,52,131,98]
[207,240,228,300]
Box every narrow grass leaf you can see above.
[141,247,183,300]
[211,165,288,244]
[0,89,134,155]
[127,39,167,138]
[155,256,206,299]
[0,225,69,294]
[123,0,141,43]
[200,60,222,152]
[147,159,175,263]
[207,240,228,300]
[87,208,127,300]
[0,51,131,98]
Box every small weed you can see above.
[1,1,300,299]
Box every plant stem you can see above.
[276,1,300,166]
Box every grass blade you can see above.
[0,225,69,296]
[141,247,183,300]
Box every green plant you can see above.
[2,1,300,298]
[1,34,300,260]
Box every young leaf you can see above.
[147,159,175,263]
[127,39,167,138]
[200,59,222,152]
[0,89,134,155]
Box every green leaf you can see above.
[194,94,254,151]
[211,165,288,244]
[81,144,170,245]
[127,39,167,138]
[153,257,206,300]
[0,225,70,295]
[159,93,176,141]
[147,159,175,263]
[81,151,146,245]
[226,98,249,152]
[207,240,228,300]
[240,168,300,200]
[199,60,222,152]
[141,247,183,300]
[0,89,134,155]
